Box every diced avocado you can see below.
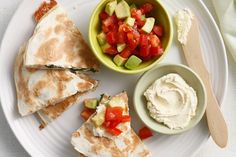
[130,3,137,10]
[117,43,126,52]
[97,32,106,45]
[113,54,127,66]
[115,0,130,19]
[125,55,142,69]
[125,17,135,27]
[92,111,105,126]
[84,98,98,109]
[105,0,117,16]
[109,97,125,108]
[141,17,155,33]
[101,42,111,53]
[141,15,146,21]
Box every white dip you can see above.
[174,8,193,44]
[144,73,197,129]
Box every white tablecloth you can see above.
[0,0,235,156]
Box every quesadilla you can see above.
[24,1,99,71]
[37,74,98,129]
[14,45,98,116]
[71,92,150,157]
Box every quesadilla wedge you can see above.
[71,92,150,157]
[37,74,98,129]
[24,0,99,71]
[14,45,98,116]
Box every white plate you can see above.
[0,0,228,157]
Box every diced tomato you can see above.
[140,3,153,14]
[117,32,127,43]
[127,30,140,50]
[131,9,142,21]
[136,20,145,28]
[104,47,118,55]
[80,108,95,120]
[119,115,131,122]
[103,15,117,27]
[99,11,109,20]
[139,45,150,58]
[106,32,117,45]
[150,46,163,57]
[140,34,149,46]
[106,127,122,136]
[149,34,160,47]
[138,126,153,140]
[119,24,133,33]
[120,48,132,58]
[102,25,109,33]
[153,25,164,37]
[105,107,123,122]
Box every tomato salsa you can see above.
[34,0,57,22]
[97,0,164,69]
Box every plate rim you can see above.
[0,0,228,157]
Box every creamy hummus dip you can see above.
[144,73,197,129]
[174,8,193,44]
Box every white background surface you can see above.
[0,0,235,157]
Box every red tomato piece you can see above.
[103,15,117,27]
[102,25,109,33]
[104,47,118,55]
[120,48,132,58]
[80,108,95,121]
[120,115,131,122]
[117,32,127,43]
[140,45,150,58]
[153,25,164,37]
[136,20,145,28]
[138,126,153,140]
[105,107,123,122]
[150,46,163,57]
[140,3,153,14]
[149,34,160,47]
[131,9,142,21]
[140,34,149,46]
[106,32,117,45]
[99,11,109,20]
[127,30,140,50]
[119,24,133,33]
[106,127,122,136]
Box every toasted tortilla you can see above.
[37,75,98,129]
[71,92,150,157]
[14,45,97,116]
[24,5,99,71]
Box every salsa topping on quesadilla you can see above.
[34,0,57,22]
[71,92,150,157]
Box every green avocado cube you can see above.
[125,17,135,26]
[91,111,105,126]
[115,0,130,19]
[97,32,106,45]
[141,17,155,33]
[117,43,126,52]
[125,55,142,69]
[105,0,117,16]
[113,54,127,66]
[101,42,111,53]
[84,98,98,109]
